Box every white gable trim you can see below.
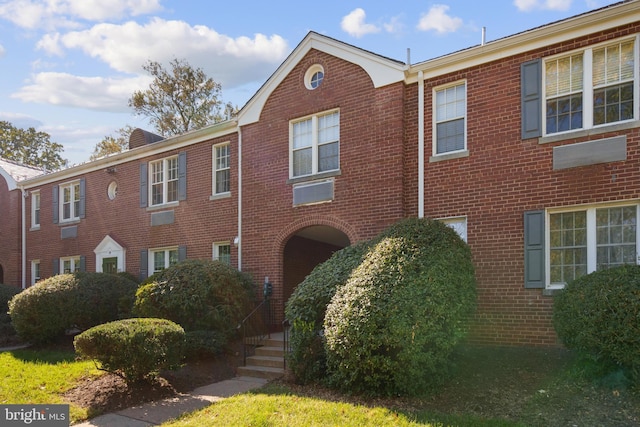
[0,166,17,191]
[239,32,406,126]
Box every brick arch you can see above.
[273,215,359,255]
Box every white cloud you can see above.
[0,43,5,57]
[417,4,463,34]
[36,19,289,88]
[513,0,572,12]
[341,8,381,38]
[11,72,151,112]
[0,112,43,129]
[383,16,404,35]
[0,0,162,30]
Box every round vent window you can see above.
[305,65,324,90]
[107,181,118,200]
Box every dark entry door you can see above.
[102,257,118,274]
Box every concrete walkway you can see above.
[74,376,268,426]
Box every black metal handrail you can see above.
[282,319,291,369]
[237,298,275,365]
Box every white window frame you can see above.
[61,256,81,274]
[59,181,80,223]
[439,216,468,242]
[289,109,340,179]
[149,156,179,207]
[212,142,230,197]
[149,247,179,274]
[433,80,467,156]
[31,260,40,285]
[31,191,40,229]
[213,242,231,265]
[546,201,640,289]
[543,35,639,136]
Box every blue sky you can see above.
[0,0,615,164]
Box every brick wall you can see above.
[412,22,640,346]
[0,180,21,287]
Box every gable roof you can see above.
[0,158,44,191]
[238,31,407,126]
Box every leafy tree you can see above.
[129,58,232,137]
[90,125,134,160]
[0,121,65,169]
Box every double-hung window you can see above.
[61,256,81,274]
[150,156,178,206]
[213,242,231,265]
[291,110,339,178]
[60,182,81,222]
[31,260,40,285]
[434,82,466,155]
[31,191,40,229]
[544,37,636,135]
[213,143,230,195]
[151,247,179,273]
[548,204,638,287]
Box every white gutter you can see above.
[418,70,425,218]
[237,127,243,271]
[20,187,26,289]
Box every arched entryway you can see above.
[282,225,350,305]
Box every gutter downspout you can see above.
[237,126,242,271]
[418,70,425,218]
[20,186,26,289]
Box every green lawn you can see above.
[163,384,516,427]
[0,348,101,423]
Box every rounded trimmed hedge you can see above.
[133,259,255,338]
[553,264,640,382]
[74,318,185,384]
[8,272,139,344]
[286,217,477,396]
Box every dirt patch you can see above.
[63,339,243,416]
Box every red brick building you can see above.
[1,1,639,346]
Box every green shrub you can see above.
[184,330,226,358]
[133,260,254,342]
[0,284,20,345]
[324,218,476,396]
[553,264,640,383]
[74,318,185,384]
[284,241,372,383]
[8,273,139,344]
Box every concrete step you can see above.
[237,364,285,380]
[246,355,284,369]
[255,345,285,357]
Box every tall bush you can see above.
[553,264,640,383]
[324,218,476,396]
[0,284,21,345]
[134,259,254,341]
[8,273,138,344]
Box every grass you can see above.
[163,384,517,427]
[0,348,101,423]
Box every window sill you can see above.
[146,202,179,212]
[58,219,80,226]
[287,169,341,185]
[539,120,640,145]
[209,192,231,201]
[30,226,40,231]
[542,288,563,297]
[429,150,469,163]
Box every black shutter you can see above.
[52,258,59,276]
[524,210,545,289]
[178,151,187,201]
[79,255,86,272]
[52,186,59,224]
[78,178,86,219]
[139,249,148,281]
[521,59,542,139]
[140,163,148,208]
